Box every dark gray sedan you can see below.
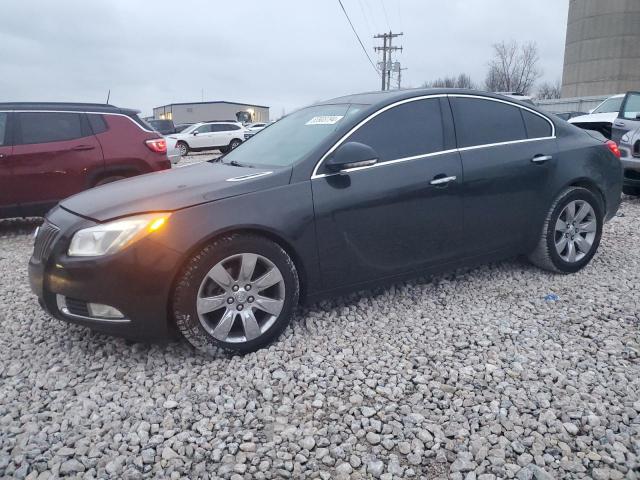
[29,89,623,354]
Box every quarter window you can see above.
[522,110,552,139]
[346,98,444,162]
[451,98,527,148]
[87,114,108,134]
[17,112,84,145]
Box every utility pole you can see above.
[394,62,407,89]
[374,31,403,91]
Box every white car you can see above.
[568,94,625,139]
[166,121,246,157]
[243,122,271,140]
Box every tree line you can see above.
[423,40,562,99]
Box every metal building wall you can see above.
[562,0,640,97]
[153,103,270,124]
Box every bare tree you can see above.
[484,40,542,95]
[536,80,562,100]
[423,73,476,89]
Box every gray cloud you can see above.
[0,0,568,117]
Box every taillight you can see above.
[145,138,167,153]
[605,140,621,159]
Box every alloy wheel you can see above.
[178,143,188,156]
[554,200,597,263]
[196,253,285,343]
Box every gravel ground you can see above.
[0,196,639,480]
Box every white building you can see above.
[153,101,269,124]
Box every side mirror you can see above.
[193,131,199,136]
[325,142,379,172]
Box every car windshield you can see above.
[593,97,623,114]
[220,104,366,167]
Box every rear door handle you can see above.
[531,154,552,164]
[72,144,95,151]
[429,175,457,186]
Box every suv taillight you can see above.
[145,138,167,153]
[605,140,621,159]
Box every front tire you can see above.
[172,234,300,354]
[94,175,126,187]
[177,141,189,156]
[528,187,603,273]
[229,138,242,150]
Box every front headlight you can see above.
[621,132,631,144]
[68,213,170,257]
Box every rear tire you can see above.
[528,187,603,273]
[172,234,300,355]
[94,175,126,187]
[623,185,640,196]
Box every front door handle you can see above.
[429,175,457,186]
[614,121,626,127]
[72,145,95,151]
[531,154,552,164]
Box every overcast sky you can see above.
[0,0,569,118]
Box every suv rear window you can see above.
[17,112,84,145]
[128,114,154,131]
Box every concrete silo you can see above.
[562,0,640,97]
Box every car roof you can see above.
[317,88,542,110]
[0,102,140,115]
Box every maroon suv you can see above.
[0,103,171,218]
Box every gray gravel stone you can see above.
[1,197,639,479]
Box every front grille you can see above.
[64,297,91,317]
[633,140,640,157]
[625,169,640,181]
[33,221,60,262]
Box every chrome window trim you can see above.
[0,110,156,133]
[310,93,556,180]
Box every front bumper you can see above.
[28,207,183,342]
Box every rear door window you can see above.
[621,92,640,120]
[17,112,84,145]
[87,114,108,134]
[346,98,445,162]
[451,98,527,148]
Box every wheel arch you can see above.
[89,167,141,188]
[565,177,607,212]
[167,225,308,327]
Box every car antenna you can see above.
[106,89,111,104]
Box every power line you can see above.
[374,31,403,90]
[337,0,380,75]
[379,0,391,29]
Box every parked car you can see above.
[618,125,640,196]
[569,94,625,139]
[29,89,622,354]
[147,119,176,135]
[166,121,246,156]
[495,92,535,105]
[174,123,194,133]
[555,111,587,121]
[244,122,271,140]
[0,102,170,219]
[611,91,640,145]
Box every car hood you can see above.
[61,162,290,222]
[569,112,618,124]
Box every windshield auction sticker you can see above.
[306,115,344,125]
